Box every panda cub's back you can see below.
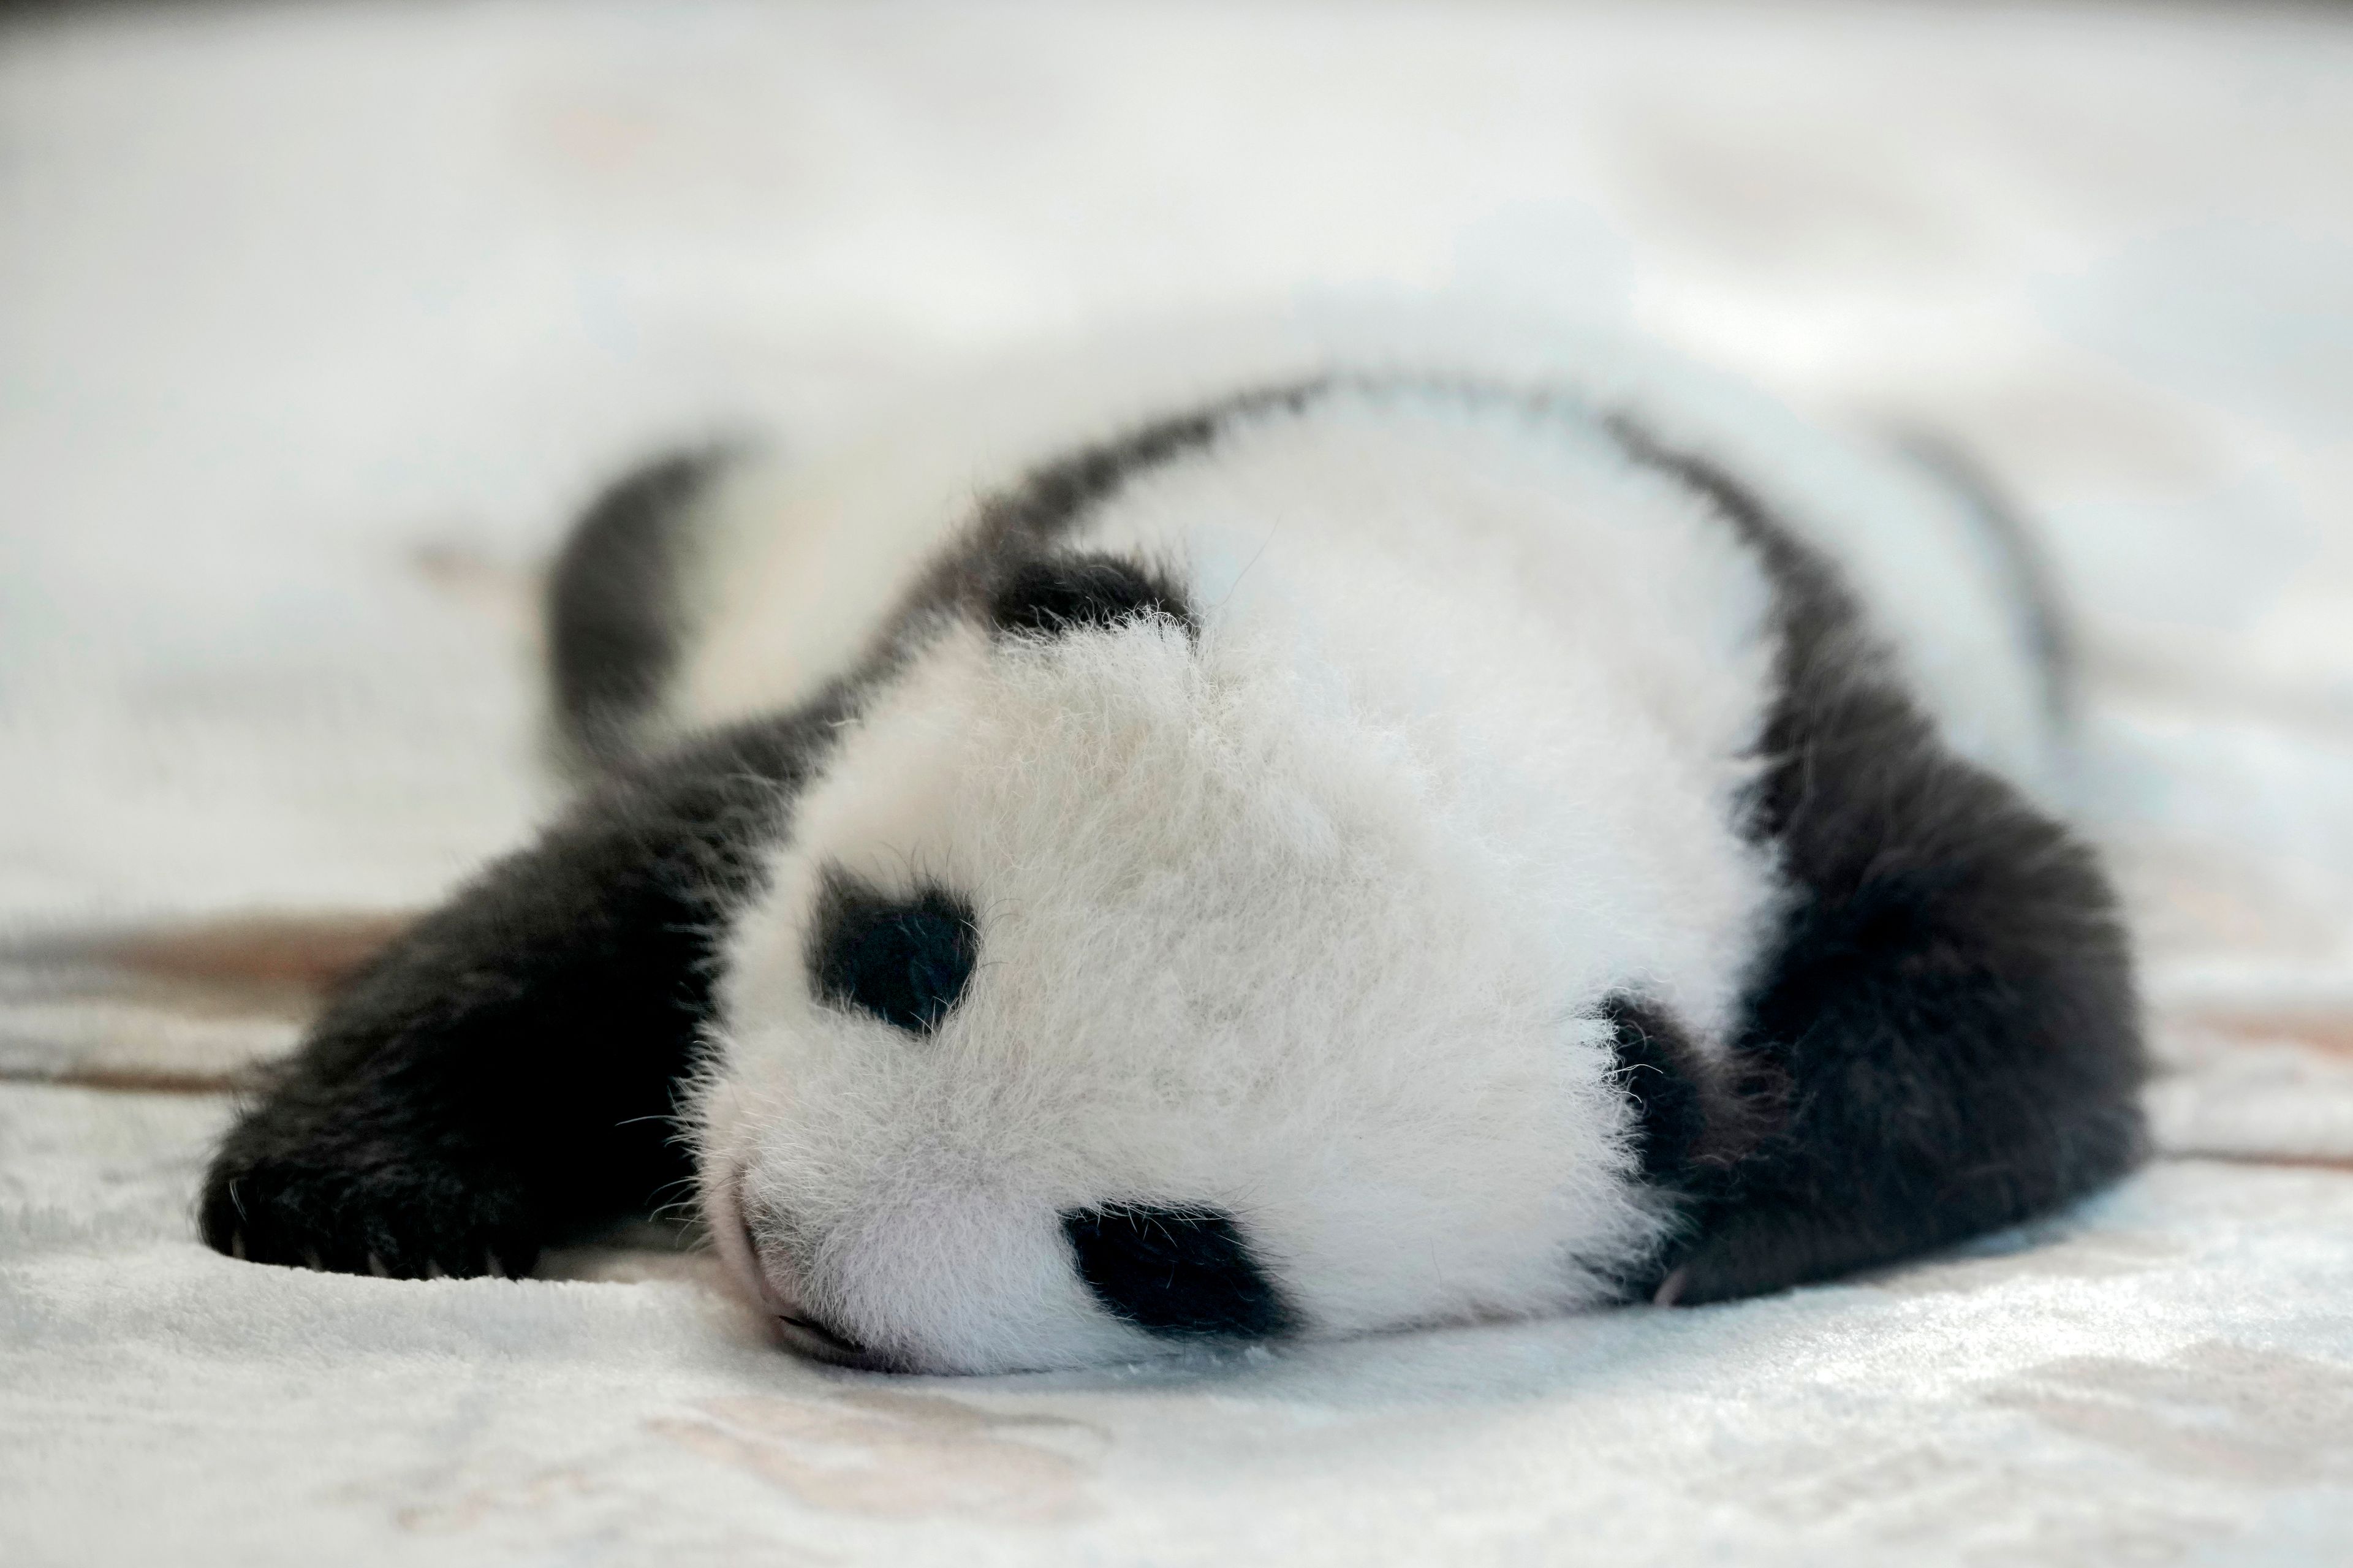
[642,319,2060,814]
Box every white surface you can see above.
[4,1,2353,1562]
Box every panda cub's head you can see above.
[692,550,1665,1374]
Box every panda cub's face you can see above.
[694,558,1658,1374]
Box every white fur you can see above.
[678,309,2051,1373]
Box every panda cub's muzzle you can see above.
[713,1165,896,1369]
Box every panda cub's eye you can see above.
[1061,1204,1296,1340]
[809,870,979,1034]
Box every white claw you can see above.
[301,1249,324,1273]
[229,1231,247,1262]
[366,1252,390,1278]
[483,1250,505,1279]
[424,1260,447,1280]
[1652,1266,1691,1308]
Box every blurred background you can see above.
[3,1,2351,1127]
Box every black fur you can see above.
[987,552,1195,640]
[966,382,1324,554]
[1061,1204,1296,1340]
[1607,420,2145,1304]
[808,871,980,1035]
[1605,996,1712,1185]
[877,381,1325,662]
[199,704,846,1278]
[548,446,737,771]
[1603,994,1771,1187]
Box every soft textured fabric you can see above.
[9,1081,2353,1566]
[4,1,2352,1561]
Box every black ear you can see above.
[986,553,1195,640]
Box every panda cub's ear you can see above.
[986,553,1195,640]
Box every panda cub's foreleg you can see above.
[1622,434,2146,1305]
[1657,733,2145,1304]
[202,449,816,1279]
[197,716,828,1277]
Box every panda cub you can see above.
[201,314,2145,1375]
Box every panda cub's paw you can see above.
[200,1117,544,1280]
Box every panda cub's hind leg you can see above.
[547,445,743,774]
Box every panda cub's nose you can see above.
[770,1307,876,1366]
[717,1175,887,1367]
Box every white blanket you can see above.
[5,2,2352,1562]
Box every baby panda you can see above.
[200,311,2145,1374]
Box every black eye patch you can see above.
[1060,1203,1295,1341]
[808,871,979,1034]
[987,553,1195,640]
[1603,990,1771,1199]
[1604,994,1709,1184]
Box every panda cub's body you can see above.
[203,312,2144,1375]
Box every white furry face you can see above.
[694,610,1681,1373]
[682,390,1802,1373]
